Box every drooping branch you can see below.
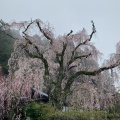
[36,21,53,44]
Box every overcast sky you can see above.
[0,0,120,60]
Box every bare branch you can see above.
[67,30,73,36]
[89,20,96,41]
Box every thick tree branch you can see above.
[64,59,120,92]
[57,42,67,81]
[23,36,49,76]
[24,48,49,76]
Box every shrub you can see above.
[8,102,120,120]
[19,101,56,120]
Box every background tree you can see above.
[0,20,21,75]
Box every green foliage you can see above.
[8,101,120,120]
[19,102,107,120]
[109,104,120,114]
[107,103,120,119]
[0,53,10,68]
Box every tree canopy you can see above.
[5,19,120,109]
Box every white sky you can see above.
[0,0,120,60]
